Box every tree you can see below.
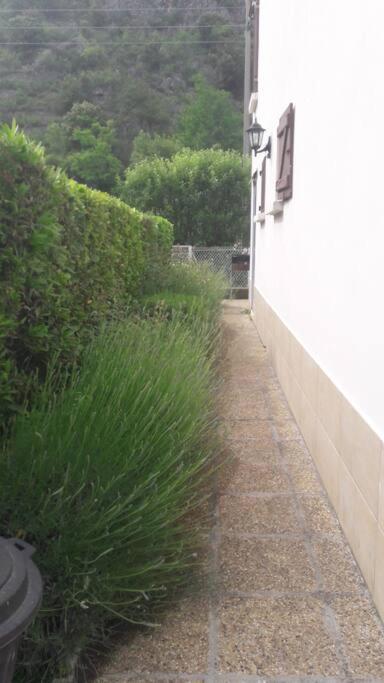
[0,15,48,58]
[120,148,250,246]
[196,15,245,99]
[45,102,122,193]
[0,2,245,166]
[177,75,242,152]
[64,128,122,194]
[130,131,181,165]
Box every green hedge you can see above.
[0,123,173,426]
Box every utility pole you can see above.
[243,0,251,156]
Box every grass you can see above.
[1,316,219,682]
[141,291,210,325]
[141,262,228,329]
[164,261,229,301]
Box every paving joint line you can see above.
[99,673,384,682]
[207,468,220,683]
[97,674,209,681]
[220,417,298,425]
[218,490,326,500]
[224,435,311,445]
[219,531,345,542]
[215,676,384,682]
[218,588,360,600]
[265,411,350,677]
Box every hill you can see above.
[0,0,245,164]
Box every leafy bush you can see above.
[120,148,250,246]
[130,130,181,165]
[0,123,173,427]
[2,316,217,682]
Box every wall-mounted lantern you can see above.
[247,119,271,157]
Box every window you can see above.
[276,103,295,201]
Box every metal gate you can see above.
[172,245,250,297]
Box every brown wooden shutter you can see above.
[276,103,295,201]
[259,156,266,212]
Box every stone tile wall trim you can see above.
[251,288,384,620]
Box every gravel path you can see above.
[96,300,384,683]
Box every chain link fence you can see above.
[172,245,250,297]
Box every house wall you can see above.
[250,0,384,618]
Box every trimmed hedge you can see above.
[0,123,173,426]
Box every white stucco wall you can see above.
[252,0,384,439]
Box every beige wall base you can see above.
[252,288,384,620]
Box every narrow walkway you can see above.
[97,300,384,682]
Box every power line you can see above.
[0,4,245,6]
[0,8,245,13]
[0,23,245,30]
[0,39,244,45]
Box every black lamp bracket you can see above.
[254,136,272,158]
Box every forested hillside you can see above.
[0,0,245,165]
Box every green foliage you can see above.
[45,102,122,192]
[196,15,246,98]
[164,262,228,300]
[120,148,250,246]
[2,315,217,682]
[0,14,48,58]
[142,291,206,320]
[130,130,182,166]
[0,122,173,427]
[0,2,245,166]
[113,76,174,137]
[59,101,105,131]
[142,263,228,329]
[177,75,242,151]
[65,134,122,193]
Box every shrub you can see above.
[120,148,250,246]
[130,130,181,165]
[2,317,217,682]
[0,122,173,428]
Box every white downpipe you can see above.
[249,171,257,310]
